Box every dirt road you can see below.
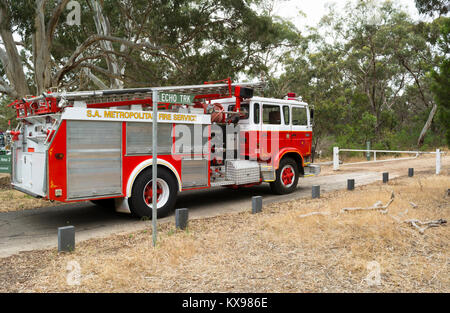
[0,154,447,258]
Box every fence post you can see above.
[333,147,339,171]
[436,149,441,175]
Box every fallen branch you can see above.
[404,219,447,234]
[298,211,330,218]
[341,191,394,214]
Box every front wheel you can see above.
[129,167,178,219]
[270,157,299,195]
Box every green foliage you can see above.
[1,0,447,154]
[415,0,449,17]
[0,97,16,131]
[431,17,450,146]
[272,0,447,154]
[1,0,301,91]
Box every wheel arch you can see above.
[126,159,182,198]
[275,150,304,176]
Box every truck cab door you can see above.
[281,105,291,148]
[291,106,312,156]
[260,104,285,162]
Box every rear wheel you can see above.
[270,157,299,195]
[129,167,178,219]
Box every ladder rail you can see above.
[23,81,265,103]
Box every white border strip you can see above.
[61,107,211,124]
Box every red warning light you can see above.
[287,93,296,99]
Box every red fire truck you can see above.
[9,79,320,218]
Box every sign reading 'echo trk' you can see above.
[158,92,194,105]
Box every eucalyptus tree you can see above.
[415,0,449,145]
[277,0,445,150]
[0,0,299,99]
[415,0,449,17]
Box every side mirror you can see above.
[310,108,314,125]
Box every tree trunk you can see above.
[90,0,124,89]
[0,1,30,98]
[32,0,53,94]
[417,102,437,148]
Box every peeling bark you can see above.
[0,1,29,98]
[90,0,124,89]
[31,0,70,94]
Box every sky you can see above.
[272,0,422,30]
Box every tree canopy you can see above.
[0,0,448,150]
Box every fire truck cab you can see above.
[9,81,320,218]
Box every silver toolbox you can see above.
[226,160,260,185]
[181,159,208,188]
[67,121,122,199]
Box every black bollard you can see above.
[312,185,320,199]
[347,179,355,190]
[252,196,263,214]
[175,208,189,230]
[58,226,75,252]
[382,172,389,183]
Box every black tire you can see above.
[270,157,299,195]
[129,167,178,219]
[90,198,116,209]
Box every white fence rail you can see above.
[333,147,444,174]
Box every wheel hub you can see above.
[281,165,295,187]
[143,178,170,209]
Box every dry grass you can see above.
[0,175,56,212]
[0,173,448,292]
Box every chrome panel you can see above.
[126,122,172,155]
[181,159,208,188]
[260,164,275,182]
[67,121,122,199]
[304,164,321,176]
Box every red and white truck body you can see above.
[9,81,320,217]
